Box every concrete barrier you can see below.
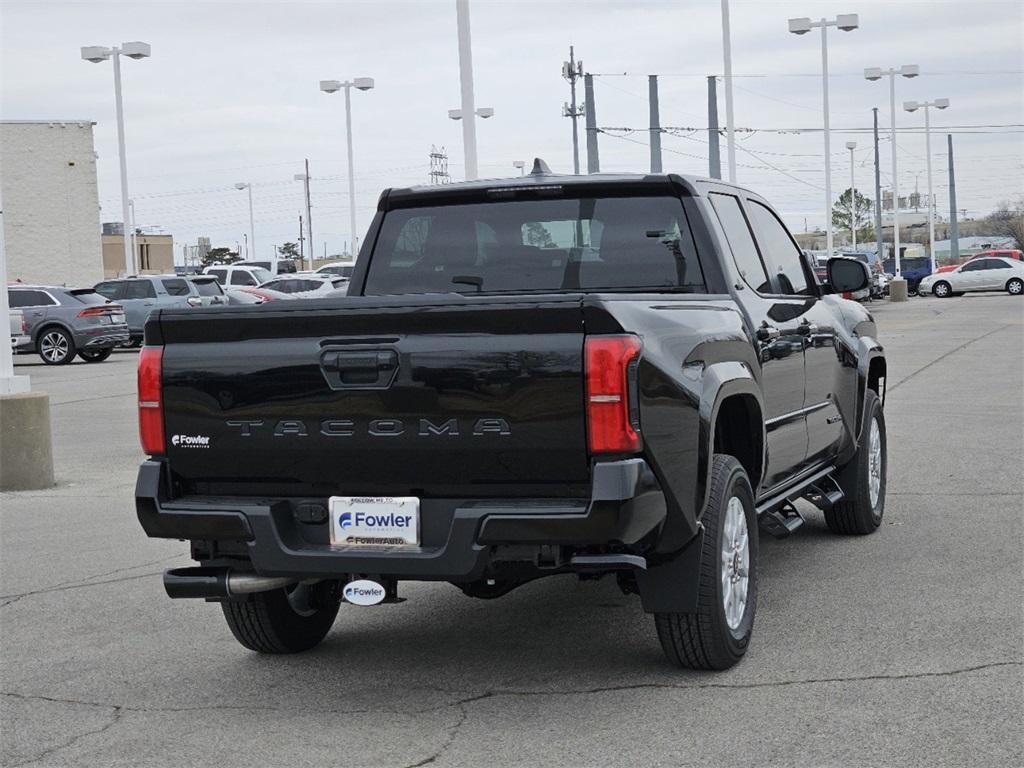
[0,391,55,491]
[889,278,909,302]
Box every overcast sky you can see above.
[2,0,1022,260]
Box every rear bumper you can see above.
[135,458,667,581]
[75,325,130,348]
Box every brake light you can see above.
[585,335,642,454]
[78,305,114,317]
[138,346,164,455]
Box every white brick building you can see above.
[0,120,104,287]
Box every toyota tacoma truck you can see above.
[136,162,887,670]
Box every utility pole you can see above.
[648,75,663,173]
[584,73,600,173]
[707,76,721,179]
[298,214,305,266]
[872,107,883,262]
[947,134,959,262]
[562,46,584,175]
[720,0,737,182]
[295,160,314,270]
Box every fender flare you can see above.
[32,320,75,348]
[696,361,766,518]
[855,336,886,435]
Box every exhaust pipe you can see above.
[163,567,296,599]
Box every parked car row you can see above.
[918,256,1024,298]
[8,266,354,364]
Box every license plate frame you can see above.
[328,496,420,548]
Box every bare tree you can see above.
[986,198,1024,250]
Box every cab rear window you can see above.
[364,196,707,295]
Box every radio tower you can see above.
[562,46,585,175]
[429,145,450,185]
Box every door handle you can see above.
[320,349,399,390]
[756,323,780,342]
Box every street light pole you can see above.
[81,41,151,277]
[320,77,374,255]
[788,15,859,259]
[846,141,857,250]
[234,183,255,266]
[904,98,950,271]
[455,0,478,181]
[865,64,919,282]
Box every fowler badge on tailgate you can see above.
[329,497,420,547]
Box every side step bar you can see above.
[755,465,845,539]
[569,554,647,570]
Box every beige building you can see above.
[102,233,174,277]
[0,120,104,286]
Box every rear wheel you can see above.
[78,348,113,363]
[654,455,758,670]
[38,327,76,365]
[1007,278,1023,296]
[827,390,886,535]
[221,583,340,653]
[932,281,952,298]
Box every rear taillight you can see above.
[585,335,642,454]
[138,346,164,455]
[78,306,112,317]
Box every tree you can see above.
[831,187,874,243]
[523,221,555,248]
[985,198,1024,250]
[201,247,240,267]
[278,242,300,259]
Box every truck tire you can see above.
[654,455,758,670]
[221,583,340,654]
[827,389,886,535]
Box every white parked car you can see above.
[257,275,348,299]
[203,265,273,289]
[918,256,1024,298]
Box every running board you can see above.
[755,464,836,517]
[759,504,804,538]
[802,475,845,512]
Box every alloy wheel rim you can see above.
[868,416,882,508]
[1010,281,1022,295]
[41,332,68,362]
[720,496,749,630]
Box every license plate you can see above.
[329,497,420,548]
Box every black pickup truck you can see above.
[136,164,886,670]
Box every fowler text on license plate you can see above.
[329,497,420,547]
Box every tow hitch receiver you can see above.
[342,577,401,606]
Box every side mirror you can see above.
[826,257,870,294]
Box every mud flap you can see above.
[634,526,704,614]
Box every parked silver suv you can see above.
[8,285,129,364]
[94,275,226,346]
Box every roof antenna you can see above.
[530,157,552,175]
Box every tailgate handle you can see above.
[320,349,399,389]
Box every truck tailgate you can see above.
[156,295,589,497]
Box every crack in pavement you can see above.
[0,571,164,608]
[888,323,1014,393]
[4,662,1018,766]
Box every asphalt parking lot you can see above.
[2,295,1022,768]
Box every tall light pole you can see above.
[788,14,859,259]
[720,0,737,183]
[452,0,494,181]
[865,64,919,281]
[81,42,151,277]
[904,98,950,270]
[512,160,525,175]
[234,182,256,266]
[294,163,314,271]
[319,77,374,254]
[846,141,857,250]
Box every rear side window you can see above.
[746,201,811,296]
[230,271,256,286]
[364,195,707,295]
[8,290,55,308]
[125,280,156,299]
[95,281,125,300]
[161,278,191,296]
[709,193,771,293]
[191,279,223,296]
